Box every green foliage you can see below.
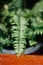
[8,0,22,8]
[0,0,43,56]
[29,40,37,46]
[27,0,43,46]
[31,0,43,35]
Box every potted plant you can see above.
[0,0,43,56]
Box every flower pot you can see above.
[1,43,42,54]
[0,54,43,65]
[0,43,43,65]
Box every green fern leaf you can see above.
[29,40,37,46]
[10,14,28,56]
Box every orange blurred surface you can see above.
[0,54,43,65]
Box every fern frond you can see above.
[34,29,43,35]
[30,0,43,35]
[31,0,43,16]
[10,13,28,56]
